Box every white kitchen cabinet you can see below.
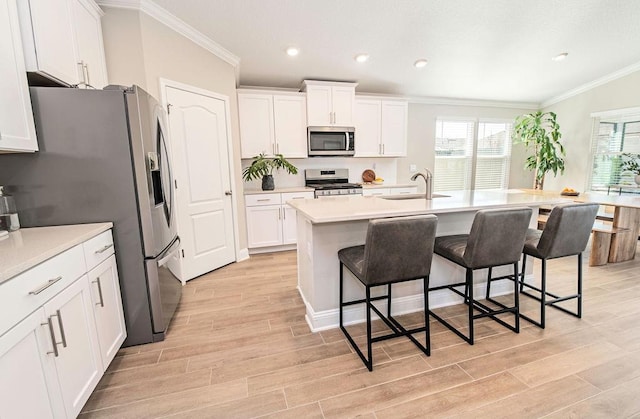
[302,80,357,126]
[245,191,314,250]
[44,275,102,418]
[363,188,391,197]
[238,92,307,158]
[17,0,107,87]
[0,308,65,419]
[0,227,125,418]
[363,186,417,197]
[87,255,125,368]
[354,98,408,157]
[0,0,38,153]
[71,0,108,88]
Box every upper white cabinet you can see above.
[354,98,408,157]
[238,91,307,158]
[17,0,107,88]
[302,80,357,126]
[0,0,38,153]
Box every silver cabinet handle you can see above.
[257,198,271,202]
[83,63,90,87]
[95,244,114,254]
[283,207,286,220]
[44,318,59,357]
[382,144,385,155]
[53,310,67,348]
[278,207,282,220]
[77,61,85,84]
[276,143,279,154]
[29,276,62,295]
[93,277,105,307]
[225,191,232,196]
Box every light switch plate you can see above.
[410,164,417,171]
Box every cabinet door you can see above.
[305,85,333,126]
[363,188,391,197]
[246,205,283,248]
[282,204,299,245]
[0,0,38,152]
[88,255,126,370]
[19,0,79,85]
[354,99,381,157]
[71,0,107,88]
[380,101,408,156]
[273,95,307,158]
[238,94,276,158]
[45,275,102,419]
[0,308,65,419]
[331,86,355,126]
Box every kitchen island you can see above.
[287,190,568,331]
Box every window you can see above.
[434,119,512,192]
[588,108,640,191]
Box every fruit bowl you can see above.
[560,190,580,196]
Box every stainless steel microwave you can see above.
[307,126,355,157]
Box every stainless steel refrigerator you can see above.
[0,85,182,346]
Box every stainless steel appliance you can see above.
[305,169,363,198]
[0,86,181,346]
[307,126,355,156]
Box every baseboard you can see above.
[248,244,296,255]
[300,280,516,332]
[237,248,250,262]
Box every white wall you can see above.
[542,70,640,191]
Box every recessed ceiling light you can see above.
[414,59,428,68]
[552,52,568,62]
[286,47,299,57]
[355,54,369,63]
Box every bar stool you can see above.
[514,202,598,328]
[339,214,438,371]
[431,207,532,345]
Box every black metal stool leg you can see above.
[540,258,547,329]
[423,276,430,356]
[339,262,344,327]
[387,283,392,318]
[577,253,583,318]
[365,286,373,371]
[520,255,527,292]
[467,268,474,345]
[514,262,520,333]
[485,267,493,299]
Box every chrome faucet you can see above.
[410,169,433,200]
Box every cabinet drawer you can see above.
[391,187,417,195]
[83,230,114,271]
[245,193,282,206]
[0,244,85,336]
[281,191,314,204]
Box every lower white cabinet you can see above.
[245,191,314,250]
[363,186,418,197]
[0,228,125,418]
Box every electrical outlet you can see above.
[372,162,377,170]
[410,164,417,172]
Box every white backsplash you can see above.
[240,157,399,190]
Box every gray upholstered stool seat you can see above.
[339,214,438,371]
[513,202,599,328]
[431,207,532,345]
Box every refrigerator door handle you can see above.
[158,238,180,267]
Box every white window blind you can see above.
[434,120,474,191]
[475,122,512,189]
[589,109,640,191]
[434,119,512,191]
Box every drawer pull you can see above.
[257,199,271,202]
[95,244,114,254]
[44,317,59,357]
[93,277,105,307]
[29,276,62,295]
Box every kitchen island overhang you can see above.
[287,190,570,332]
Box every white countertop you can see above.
[287,189,570,224]
[361,183,417,189]
[244,186,314,195]
[0,223,113,284]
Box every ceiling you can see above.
[146,0,640,104]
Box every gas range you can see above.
[305,169,363,198]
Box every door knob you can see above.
[225,191,232,196]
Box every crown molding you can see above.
[542,61,640,109]
[96,0,240,68]
[406,95,539,110]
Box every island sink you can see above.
[381,193,450,200]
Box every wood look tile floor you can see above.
[80,244,640,418]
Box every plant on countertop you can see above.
[513,111,565,190]
[242,153,298,191]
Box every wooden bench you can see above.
[536,209,629,266]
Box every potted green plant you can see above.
[242,153,298,191]
[513,111,565,190]
[620,153,640,184]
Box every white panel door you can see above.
[331,86,355,125]
[238,93,275,157]
[166,86,236,281]
[380,101,408,156]
[45,275,102,419]
[0,308,65,419]
[71,0,107,88]
[246,205,282,248]
[273,95,307,157]
[305,85,332,126]
[88,255,126,369]
[354,99,381,157]
[0,0,37,152]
